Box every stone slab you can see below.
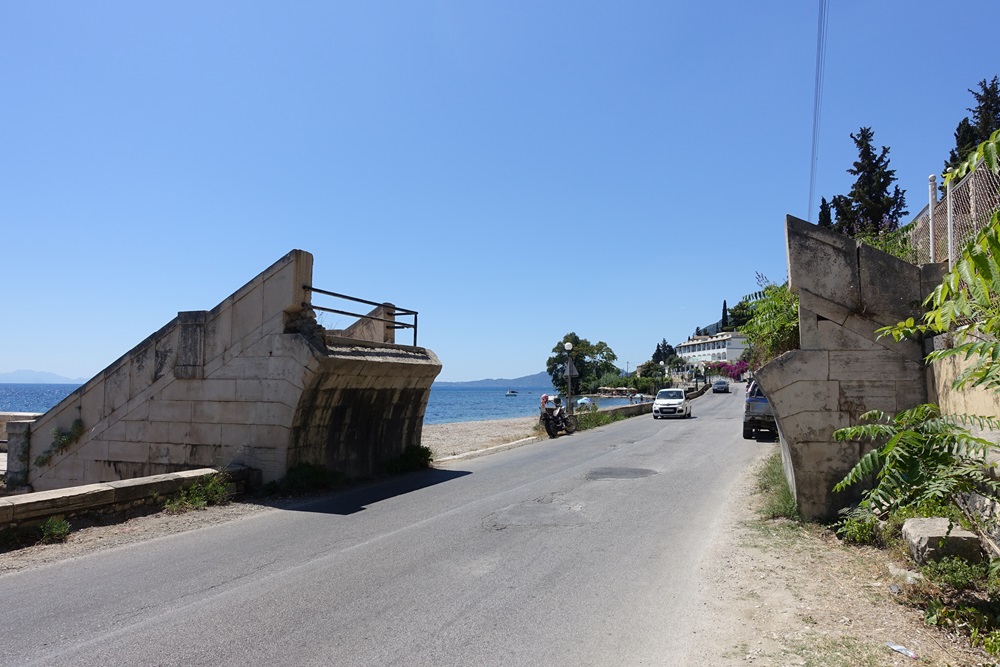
[786,215,861,312]
[8,484,116,521]
[902,517,983,564]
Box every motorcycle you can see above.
[540,396,578,438]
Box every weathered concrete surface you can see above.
[755,216,947,520]
[0,467,257,529]
[901,517,983,564]
[7,250,441,492]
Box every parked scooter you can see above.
[540,395,579,438]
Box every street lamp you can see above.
[660,360,666,389]
[564,342,574,413]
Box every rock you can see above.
[901,517,983,564]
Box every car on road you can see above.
[743,380,776,439]
[652,388,691,419]
[712,380,729,393]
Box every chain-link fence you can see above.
[906,164,1000,265]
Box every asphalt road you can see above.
[0,388,767,666]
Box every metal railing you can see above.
[906,164,1000,267]
[303,286,419,347]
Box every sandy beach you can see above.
[421,416,541,460]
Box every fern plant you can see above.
[833,404,1000,516]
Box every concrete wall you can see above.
[6,250,441,492]
[755,216,947,520]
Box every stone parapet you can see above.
[757,216,944,520]
[18,250,441,492]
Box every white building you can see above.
[675,331,747,368]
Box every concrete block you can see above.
[829,350,922,382]
[101,420,127,442]
[204,306,232,367]
[838,313,925,363]
[160,380,198,402]
[895,379,928,412]
[839,380,899,417]
[106,474,187,503]
[236,378,266,402]
[756,350,830,397]
[193,400,256,425]
[254,401,295,426]
[75,439,109,461]
[786,215,861,311]
[260,312,285,337]
[263,259,297,319]
[130,343,155,395]
[816,320,883,351]
[187,422,222,446]
[902,517,983,564]
[779,410,851,443]
[211,357,271,380]
[148,400,193,422]
[108,440,150,464]
[232,285,264,343]
[920,262,948,301]
[858,243,924,326]
[253,424,292,446]
[172,468,220,483]
[153,329,178,382]
[797,289,853,327]
[200,379,237,402]
[81,383,106,421]
[0,499,13,524]
[799,307,820,350]
[768,381,838,418]
[125,420,152,444]
[9,484,116,521]
[220,424,254,449]
[105,363,131,416]
[188,444,221,467]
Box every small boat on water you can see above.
[505,389,518,396]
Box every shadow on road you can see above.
[289,468,472,516]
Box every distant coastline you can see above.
[0,370,87,384]
[433,371,552,389]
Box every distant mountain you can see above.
[0,370,87,384]
[435,371,553,388]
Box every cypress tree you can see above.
[830,127,907,237]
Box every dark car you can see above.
[712,380,729,393]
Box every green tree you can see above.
[545,333,618,395]
[739,274,799,369]
[943,76,1000,180]
[727,299,753,330]
[721,300,729,330]
[817,197,833,229]
[829,127,908,237]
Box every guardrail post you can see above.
[928,174,936,263]
[947,173,954,269]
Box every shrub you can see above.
[165,473,231,513]
[39,516,71,544]
[921,556,987,591]
[835,506,878,545]
[756,449,798,520]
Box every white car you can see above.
[652,388,691,419]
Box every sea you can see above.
[0,383,636,425]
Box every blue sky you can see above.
[2,1,997,382]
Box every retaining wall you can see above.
[755,216,946,520]
[6,250,441,493]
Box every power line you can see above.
[807,0,830,222]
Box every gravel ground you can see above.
[0,416,993,664]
